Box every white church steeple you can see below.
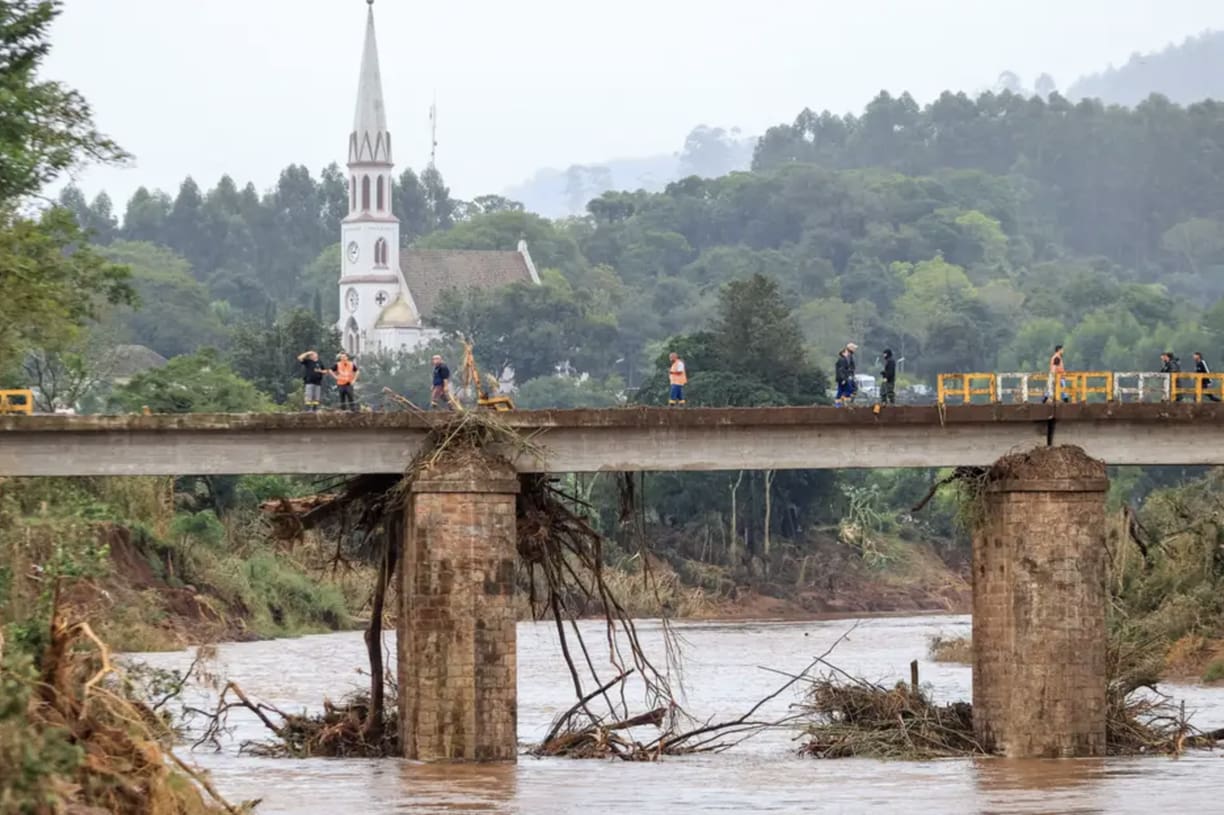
[349,0,391,166]
[338,0,428,356]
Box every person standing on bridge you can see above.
[329,352,360,412]
[668,352,687,406]
[834,344,857,406]
[1161,351,1185,401]
[1042,344,1068,404]
[1193,352,1219,402]
[431,355,452,409]
[296,350,326,411]
[878,348,897,406]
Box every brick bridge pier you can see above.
[971,445,1109,758]
[392,444,1111,762]
[398,451,520,761]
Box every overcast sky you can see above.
[47,0,1224,209]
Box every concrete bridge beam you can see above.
[972,446,1109,758]
[399,451,520,761]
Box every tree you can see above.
[430,274,618,381]
[111,349,273,414]
[515,375,622,409]
[0,0,127,202]
[713,274,821,400]
[121,187,171,243]
[421,165,457,230]
[22,341,118,412]
[99,241,225,358]
[0,208,133,373]
[0,1,133,376]
[228,308,341,404]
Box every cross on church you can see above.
[375,291,388,306]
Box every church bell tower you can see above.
[338,0,402,355]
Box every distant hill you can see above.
[503,126,754,218]
[1068,30,1224,106]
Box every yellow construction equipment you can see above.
[460,342,514,411]
[0,389,35,415]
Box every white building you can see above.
[338,1,539,355]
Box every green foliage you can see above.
[111,349,274,414]
[1202,659,1224,684]
[228,307,340,404]
[0,0,127,202]
[431,274,618,381]
[0,650,86,813]
[515,375,622,409]
[638,276,828,406]
[0,208,134,372]
[98,240,224,357]
[170,510,225,550]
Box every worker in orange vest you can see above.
[668,351,687,406]
[328,352,360,412]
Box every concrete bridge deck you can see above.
[0,403,1221,476]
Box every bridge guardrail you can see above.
[1170,372,1224,403]
[936,372,1224,405]
[936,373,997,405]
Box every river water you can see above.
[132,615,1224,814]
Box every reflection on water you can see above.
[132,615,1224,815]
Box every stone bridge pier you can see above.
[398,451,519,761]
[972,445,1109,758]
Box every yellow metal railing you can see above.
[935,371,1220,405]
[1170,372,1224,403]
[936,373,997,405]
[0,389,34,415]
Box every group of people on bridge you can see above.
[293,344,906,412]
[1040,344,1219,403]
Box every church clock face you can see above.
[346,241,360,264]
[346,288,359,314]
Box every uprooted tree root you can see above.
[797,640,1224,760]
[0,604,249,814]
[799,676,982,759]
[190,681,397,758]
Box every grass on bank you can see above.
[1,476,363,654]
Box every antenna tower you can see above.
[429,93,438,167]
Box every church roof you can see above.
[375,293,419,328]
[399,250,535,318]
[349,2,391,165]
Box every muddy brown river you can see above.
[133,615,1224,814]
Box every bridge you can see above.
[1,402,1222,476]
[4,401,1219,763]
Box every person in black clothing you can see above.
[1193,352,1220,402]
[1161,351,1185,401]
[296,350,325,411]
[834,348,854,406]
[879,348,897,405]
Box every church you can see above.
[338,1,540,355]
